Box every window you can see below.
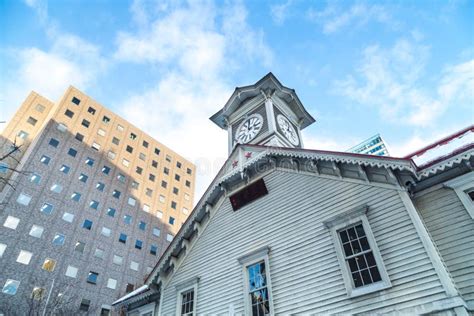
[17,250,33,265]
[187,168,192,175]
[166,155,171,162]
[102,165,111,174]
[186,180,191,188]
[107,208,116,217]
[79,173,88,183]
[81,119,90,128]
[130,261,139,271]
[164,167,170,175]
[149,174,155,182]
[89,200,99,210]
[131,181,139,189]
[49,138,59,148]
[173,187,179,195]
[101,227,111,237]
[171,201,177,210]
[75,133,84,142]
[152,160,158,168]
[150,245,158,256]
[169,216,175,225]
[110,137,120,146]
[29,225,44,238]
[57,122,67,132]
[96,182,105,191]
[238,247,273,316]
[183,208,189,215]
[176,279,198,316]
[157,211,163,219]
[175,174,181,181]
[94,248,105,259]
[444,172,474,219]
[123,215,132,224]
[128,197,136,206]
[84,157,94,166]
[52,233,66,246]
[4,216,20,229]
[71,192,81,201]
[185,193,191,201]
[92,142,101,151]
[126,145,133,153]
[40,203,54,214]
[136,166,143,175]
[72,97,81,105]
[117,124,124,132]
[161,181,167,188]
[0,162,7,173]
[130,132,137,140]
[62,212,74,223]
[88,106,96,115]
[153,228,161,237]
[17,193,32,205]
[67,148,77,157]
[139,153,147,161]
[146,188,153,197]
[113,255,123,265]
[2,279,20,295]
[135,240,143,250]
[80,299,91,311]
[112,190,121,198]
[75,241,85,253]
[65,109,74,118]
[36,103,46,112]
[18,130,29,139]
[65,265,78,278]
[324,206,391,297]
[159,195,165,203]
[60,164,70,174]
[119,233,127,243]
[50,183,63,193]
[83,219,93,230]
[27,116,38,126]
[32,287,46,300]
[103,115,111,123]
[40,155,51,165]
[42,258,56,272]
[142,140,149,148]
[166,234,174,242]
[117,173,126,182]
[107,278,117,290]
[139,221,146,230]
[122,159,130,167]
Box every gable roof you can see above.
[210,72,316,129]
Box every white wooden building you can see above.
[113,73,474,315]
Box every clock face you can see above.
[277,114,299,146]
[235,114,264,144]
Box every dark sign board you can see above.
[229,178,268,211]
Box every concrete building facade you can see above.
[0,87,196,315]
[347,134,390,156]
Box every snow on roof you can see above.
[407,126,474,168]
[112,285,148,306]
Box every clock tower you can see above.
[210,73,316,154]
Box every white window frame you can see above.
[175,277,199,316]
[237,246,274,316]
[444,171,474,219]
[324,205,391,297]
[138,302,156,316]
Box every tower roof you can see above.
[210,72,316,130]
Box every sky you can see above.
[1,0,473,198]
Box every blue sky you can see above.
[1,0,473,195]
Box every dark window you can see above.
[65,109,74,118]
[75,133,84,142]
[71,97,81,105]
[154,148,160,155]
[173,187,179,195]
[164,167,169,175]
[152,160,158,168]
[85,157,94,166]
[112,137,120,145]
[230,178,268,211]
[112,190,121,199]
[175,174,181,181]
[126,145,133,153]
[187,168,192,175]
[75,241,85,253]
[96,182,105,191]
[79,173,88,183]
[135,240,142,250]
[467,190,474,201]
[136,166,143,175]
[338,223,382,288]
[169,216,175,225]
[171,201,177,210]
[176,161,182,168]
[145,188,153,197]
[185,180,191,188]
[71,192,81,201]
[49,138,59,148]
[149,174,155,182]
[107,208,116,217]
[89,200,99,210]
[119,233,127,244]
[180,289,195,315]
[87,107,96,115]
[79,298,90,311]
[81,119,90,128]
[139,221,146,230]
[40,155,51,165]
[60,165,70,174]
[67,148,78,157]
[161,181,167,188]
[87,271,98,284]
[102,116,110,123]
[100,308,110,316]
[143,140,149,148]
[125,284,134,293]
[83,220,93,230]
[150,245,158,256]
[130,133,137,140]
[165,155,171,162]
[102,165,111,175]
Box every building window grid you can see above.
[180,289,194,316]
[247,261,271,316]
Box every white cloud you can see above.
[307,2,394,34]
[115,0,273,198]
[271,0,293,25]
[334,37,474,127]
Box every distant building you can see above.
[0,87,196,315]
[347,134,390,156]
[114,73,473,315]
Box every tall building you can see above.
[0,86,195,315]
[114,73,473,315]
[347,133,390,156]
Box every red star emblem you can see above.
[245,152,252,159]
[232,160,238,168]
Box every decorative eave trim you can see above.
[416,148,474,179]
[112,285,157,307]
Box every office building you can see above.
[0,86,195,314]
[347,133,390,156]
